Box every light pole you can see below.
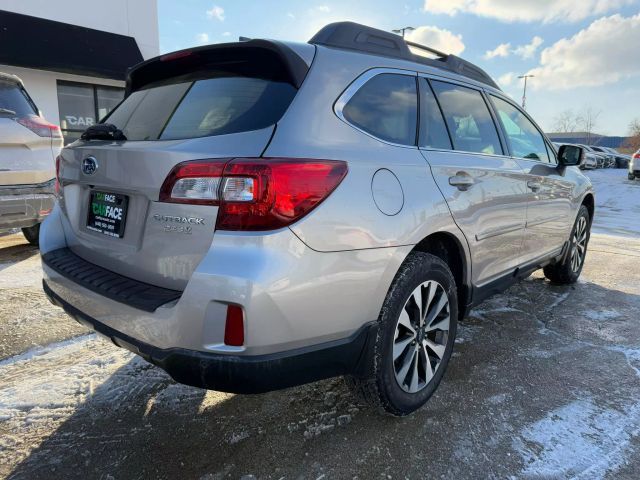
[392,26,415,38]
[518,74,535,110]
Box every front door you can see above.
[488,95,573,264]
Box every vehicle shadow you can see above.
[7,275,640,479]
[0,242,38,271]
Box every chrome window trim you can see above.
[334,67,419,149]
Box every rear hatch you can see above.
[57,40,313,291]
[0,76,59,187]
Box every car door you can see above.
[488,94,574,264]
[418,77,529,286]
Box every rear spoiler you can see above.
[125,40,311,96]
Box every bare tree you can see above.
[577,107,601,144]
[624,118,640,152]
[552,109,579,133]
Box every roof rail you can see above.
[309,22,500,90]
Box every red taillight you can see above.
[16,115,62,138]
[224,305,245,346]
[159,158,348,231]
[633,153,640,159]
[55,155,61,195]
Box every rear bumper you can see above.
[0,179,55,229]
[40,204,407,356]
[43,279,375,394]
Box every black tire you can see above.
[543,205,590,284]
[629,173,635,181]
[346,252,458,416]
[21,223,40,246]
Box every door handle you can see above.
[449,172,475,191]
[527,180,542,192]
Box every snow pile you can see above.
[586,169,640,238]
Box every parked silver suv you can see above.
[40,23,594,415]
[1,73,62,244]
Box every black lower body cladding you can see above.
[43,280,376,394]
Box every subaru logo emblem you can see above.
[82,156,98,175]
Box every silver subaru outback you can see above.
[41,22,593,416]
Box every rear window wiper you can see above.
[81,123,127,141]
[0,108,16,116]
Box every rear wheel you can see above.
[543,205,590,284]
[21,223,40,246]
[346,252,457,416]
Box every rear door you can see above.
[57,44,309,290]
[488,94,573,264]
[0,78,55,186]
[418,77,528,286]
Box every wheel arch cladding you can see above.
[411,232,469,318]
[582,193,595,224]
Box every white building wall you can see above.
[0,64,124,125]
[1,0,159,59]
[0,0,159,135]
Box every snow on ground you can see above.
[586,169,640,238]
[515,399,640,479]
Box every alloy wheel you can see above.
[571,216,588,273]
[392,280,450,393]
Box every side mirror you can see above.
[557,145,583,167]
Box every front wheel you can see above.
[346,252,457,416]
[543,205,590,284]
[629,173,636,181]
[21,223,41,246]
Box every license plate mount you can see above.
[86,191,128,238]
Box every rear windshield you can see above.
[0,80,37,117]
[104,76,297,141]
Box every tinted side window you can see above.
[343,73,417,146]
[430,81,502,155]
[491,95,550,163]
[418,78,452,150]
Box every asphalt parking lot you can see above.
[1,169,640,479]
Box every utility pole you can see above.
[392,26,415,38]
[518,74,535,110]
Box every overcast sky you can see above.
[158,0,640,136]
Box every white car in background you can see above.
[0,72,62,245]
[629,150,640,180]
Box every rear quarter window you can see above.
[342,73,418,146]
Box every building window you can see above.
[57,81,124,143]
